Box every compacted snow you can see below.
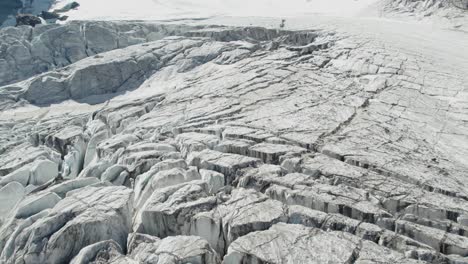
[0,0,467,263]
[52,0,382,20]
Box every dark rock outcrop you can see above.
[15,14,42,27]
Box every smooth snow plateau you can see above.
[52,0,383,20]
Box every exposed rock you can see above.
[40,11,60,20]
[15,14,42,27]
[54,1,80,13]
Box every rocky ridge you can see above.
[0,20,467,263]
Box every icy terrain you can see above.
[0,0,468,263]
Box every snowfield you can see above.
[0,0,468,263]
[52,0,383,20]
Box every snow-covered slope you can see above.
[0,1,468,264]
[52,0,382,20]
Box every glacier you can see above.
[0,0,468,263]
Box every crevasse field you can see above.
[0,0,468,263]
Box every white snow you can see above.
[53,0,382,21]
